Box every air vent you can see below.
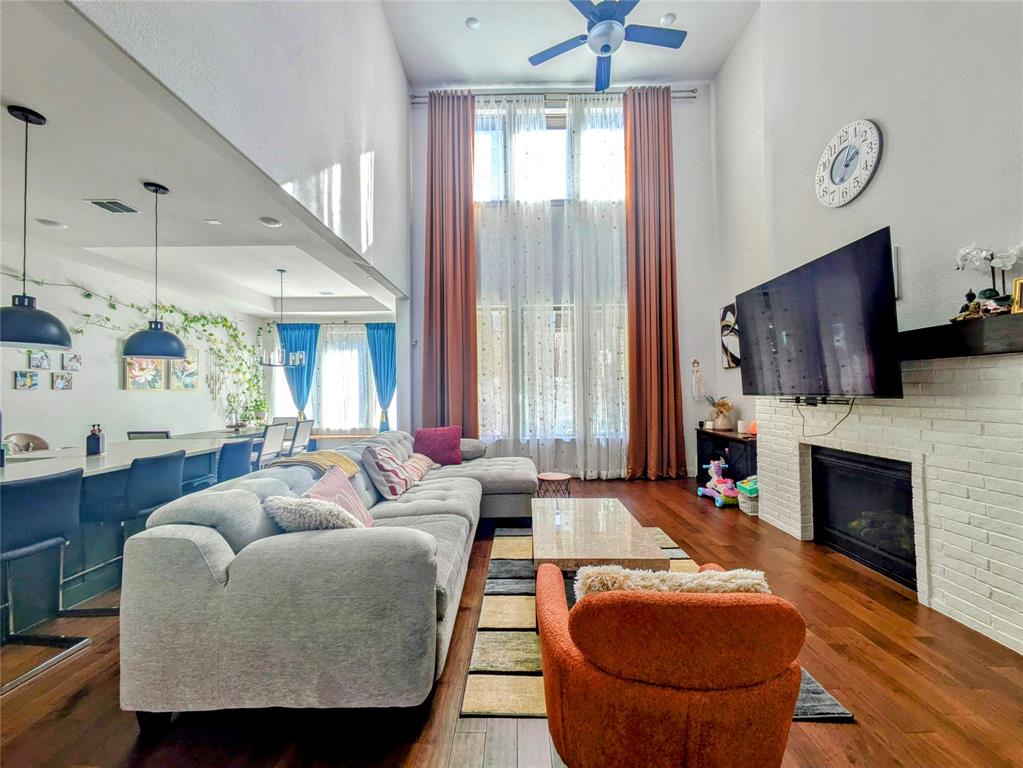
[87,199,139,214]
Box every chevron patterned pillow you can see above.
[362,444,415,500]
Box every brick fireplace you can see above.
[754,353,1023,654]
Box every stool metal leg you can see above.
[56,541,119,618]
[1,560,92,695]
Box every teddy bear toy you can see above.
[697,459,740,507]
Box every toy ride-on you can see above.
[697,459,740,508]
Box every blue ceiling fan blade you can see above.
[595,56,611,92]
[614,0,641,21]
[624,24,687,48]
[568,0,598,21]
[529,34,589,66]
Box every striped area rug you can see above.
[461,525,695,718]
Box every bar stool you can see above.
[218,438,254,483]
[73,451,186,618]
[1,469,91,694]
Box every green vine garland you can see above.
[2,269,269,419]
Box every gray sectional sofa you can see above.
[119,431,537,718]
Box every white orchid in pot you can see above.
[954,242,1021,304]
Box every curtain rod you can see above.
[410,88,697,105]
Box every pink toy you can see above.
[697,460,740,507]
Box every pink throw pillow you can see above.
[403,453,435,482]
[303,466,374,527]
[414,426,463,465]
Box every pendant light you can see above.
[0,106,73,350]
[260,268,305,368]
[122,182,185,359]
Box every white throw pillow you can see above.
[263,495,366,533]
[574,564,770,601]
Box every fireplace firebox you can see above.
[811,447,916,590]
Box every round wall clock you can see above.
[815,119,882,208]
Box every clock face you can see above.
[815,119,882,208]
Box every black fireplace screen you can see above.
[812,446,916,590]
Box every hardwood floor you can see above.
[2,479,1021,767]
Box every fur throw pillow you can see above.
[263,495,366,533]
[574,564,770,601]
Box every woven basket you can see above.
[738,493,759,517]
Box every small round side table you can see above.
[537,472,571,498]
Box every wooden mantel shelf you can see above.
[898,312,1023,361]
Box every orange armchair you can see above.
[536,563,805,768]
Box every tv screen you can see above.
[736,227,902,398]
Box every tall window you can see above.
[474,94,628,479]
[271,324,394,433]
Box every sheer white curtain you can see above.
[565,93,628,478]
[474,93,627,478]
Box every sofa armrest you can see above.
[120,524,236,711]
[217,527,442,708]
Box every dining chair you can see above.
[252,423,288,469]
[272,416,298,441]
[75,451,186,617]
[3,432,50,452]
[127,431,171,440]
[218,438,255,483]
[287,419,314,456]
[0,469,91,694]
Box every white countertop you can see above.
[0,438,248,483]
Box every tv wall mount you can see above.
[779,396,853,407]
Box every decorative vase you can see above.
[712,412,733,431]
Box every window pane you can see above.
[579,128,625,201]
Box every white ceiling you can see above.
[0,2,394,318]
[382,0,759,87]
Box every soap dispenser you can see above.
[86,424,105,456]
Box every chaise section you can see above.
[428,457,538,517]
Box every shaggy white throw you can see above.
[264,495,366,533]
[574,564,771,600]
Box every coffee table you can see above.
[531,497,669,571]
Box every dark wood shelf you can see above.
[696,427,756,443]
[899,312,1023,361]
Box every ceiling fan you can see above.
[528,0,687,92]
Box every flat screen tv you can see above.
[736,227,903,398]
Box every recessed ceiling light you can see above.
[660,12,677,26]
[465,16,480,30]
[259,216,283,228]
[319,290,335,295]
[36,218,68,230]
[205,218,222,225]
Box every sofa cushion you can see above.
[367,431,415,462]
[219,465,319,496]
[414,426,462,466]
[460,438,487,461]
[304,467,374,527]
[264,495,366,532]
[374,513,471,619]
[362,444,415,500]
[428,457,539,495]
[371,477,482,528]
[147,488,282,553]
[403,453,435,482]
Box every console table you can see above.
[695,428,757,486]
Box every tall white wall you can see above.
[1,252,260,448]
[710,1,1023,412]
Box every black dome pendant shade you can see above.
[122,182,185,359]
[0,105,73,350]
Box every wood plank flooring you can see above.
[2,479,1021,767]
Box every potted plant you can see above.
[706,396,734,431]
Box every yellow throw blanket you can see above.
[269,451,360,478]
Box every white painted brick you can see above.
[985,476,1023,496]
[989,532,1023,556]
[983,422,1023,438]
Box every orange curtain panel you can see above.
[422,90,480,437]
[623,86,686,479]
